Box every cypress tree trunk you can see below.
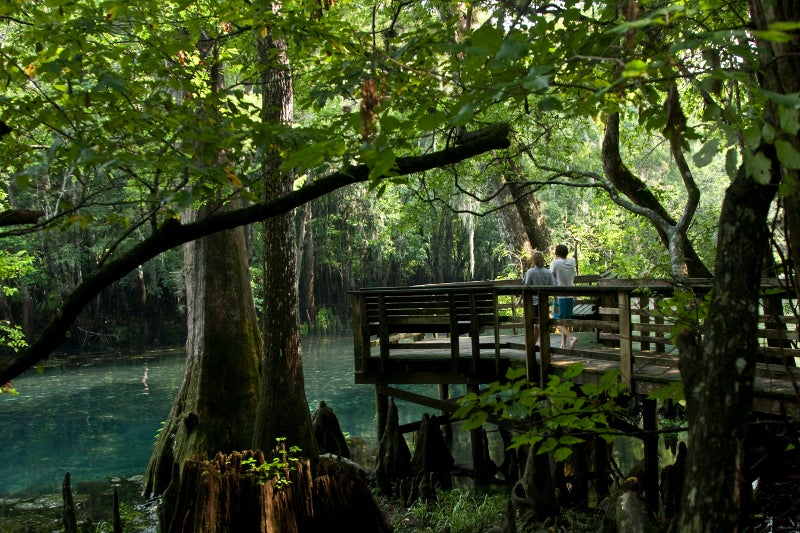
[252,20,317,457]
[144,201,262,497]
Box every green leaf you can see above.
[562,362,584,379]
[538,437,559,454]
[762,122,776,143]
[449,102,477,126]
[506,402,530,420]
[779,106,800,135]
[752,30,794,43]
[692,138,719,168]
[559,434,585,445]
[743,125,762,148]
[762,90,800,109]
[725,148,739,179]
[461,411,488,430]
[647,381,685,402]
[599,368,622,389]
[554,447,573,462]
[379,114,402,133]
[770,21,800,31]
[621,59,648,78]
[537,96,562,112]
[505,366,527,381]
[522,73,549,92]
[495,37,529,62]
[775,139,800,169]
[470,25,503,54]
[744,149,773,185]
[416,111,446,131]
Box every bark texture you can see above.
[144,201,262,497]
[512,444,560,530]
[602,112,711,278]
[160,451,392,533]
[310,401,350,458]
[375,398,412,496]
[491,157,550,269]
[252,27,317,456]
[678,161,775,532]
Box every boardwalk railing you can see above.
[351,279,799,417]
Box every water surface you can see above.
[0,336,440,497]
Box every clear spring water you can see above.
[0,335,445,498]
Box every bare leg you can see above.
[556,326,577,349]
[569,334,578,349]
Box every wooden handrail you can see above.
[352,279,799,395]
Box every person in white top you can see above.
[550,244,578,349]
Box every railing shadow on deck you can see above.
[351,278,799,418]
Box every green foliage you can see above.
[648,381,685,404]
[0,0,795,359]
[0,249,32,356]
[401,488,507,533]
[656,288,711,342]
[314,306,341,333]
[239,438,302,489]
[453,365,628,460]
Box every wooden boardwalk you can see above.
[351,280,800,420]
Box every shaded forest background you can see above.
[0,148,726,352]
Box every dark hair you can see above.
[555,244,569,258]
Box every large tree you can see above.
[677,0,800,529]
[145,200,262,497]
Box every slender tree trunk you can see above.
[677,164,775,531]
[252,25,317,456]
[297,202,317,329]
[602,112,711,278]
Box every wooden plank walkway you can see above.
[351,280,800,419]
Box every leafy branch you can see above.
[452,364,628,462]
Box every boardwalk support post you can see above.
[643,398,659,516]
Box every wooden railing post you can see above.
[640,295,651,352]
[468,292,481,374]
[522,288,538,384]
[448,292,459,370]
[352,292,370,371]
[619,289,633,389]
[493,290,502,374]
[378,295,389,374]
[538,290,553,387]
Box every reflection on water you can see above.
[0,336,458,498]
[0,349,184,497]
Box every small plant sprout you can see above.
[241,438,302,488]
